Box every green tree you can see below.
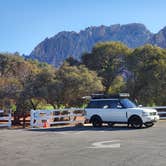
[55,63,104,107]
[65,56,81,66]
[108,76,126,94]
[82,42,131,92]
[23,62,103,108]
[0,53,55,125]
[126,44,166,105]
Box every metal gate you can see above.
[30,108,85,128]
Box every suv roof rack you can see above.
[91,93,130,99]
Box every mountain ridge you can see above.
[29,23,166,67]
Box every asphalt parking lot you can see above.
[0,121,166,166]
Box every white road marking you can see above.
[89,140,121,148]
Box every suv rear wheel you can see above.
[91,116,102,127]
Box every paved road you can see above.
[0,122,166,166]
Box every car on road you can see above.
[85,93,159,128]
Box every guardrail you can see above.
[0,110,12,127]
[30,108,85,128]
[152,106,166,120]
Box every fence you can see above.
[30,108,85,128]
[0,110,12,127]
[153,106,166,120]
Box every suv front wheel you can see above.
[129,115,143,129]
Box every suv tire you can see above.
[91,116,102,127]
[129,116,143,129]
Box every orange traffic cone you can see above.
[43,121,47,128]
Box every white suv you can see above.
[85,94,159,128]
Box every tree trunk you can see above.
[22,112,26,128]
[30,99,37,110]
[13,111,21,125]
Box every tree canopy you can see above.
[126,44,166,105]
[82,42,131,92]
[82,43,166,106]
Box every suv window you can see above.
[109,100,120,108]
[87,101,99,108]
[87,99,120,109]
[120,98,137,108]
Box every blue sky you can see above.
[0,0,166,55]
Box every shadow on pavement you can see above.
[27,125,147,132]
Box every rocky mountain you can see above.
[149,26,166,48]
[29,23,164,67]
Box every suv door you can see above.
[104,99,128,122]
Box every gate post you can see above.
[8,110,12,128]
[30,110,35,128]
